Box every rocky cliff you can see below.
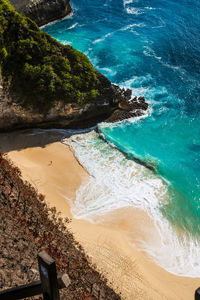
[0,80,116,131]
[0,79,149,131]
[9,0,72,26]
[0,0,148,131]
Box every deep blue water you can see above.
[43,0,200,235]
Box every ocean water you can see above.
[43,0,200,276]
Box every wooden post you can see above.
[0,273,70,300]
[195,288,200,300]
[38,251,60,300]
[0,251,70,300]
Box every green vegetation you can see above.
[0,0,105,111]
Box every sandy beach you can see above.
[1,129,200,300]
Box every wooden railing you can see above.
[1,251,200,300]
[0,251,70,300]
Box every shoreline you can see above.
[40,10,74,29]
[1,129,200,299]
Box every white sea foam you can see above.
[93,23,144,44]
[141,213,200,277]
[40,19,59,29]
[120,23,145,31]
[143,46,186,76]
[144,6,156,10]
[143,46,162,60]
[123,0,134,6]
[93,38,104,44]
[119,76,158,101]
[93,32,113,44]
[64,131,167,219]
[67,22,78,30]
[119,75,171,109]
[40,11,74,29]
[63,40,72,45]
[63,130,200,277]
[96,67,117,76]
[125,7,143,15]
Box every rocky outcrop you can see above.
[105,88,148,123]
[0,81,148,131]
[0,85,111,131]
[9,0,72,26]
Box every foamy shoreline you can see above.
[1,129,200,300]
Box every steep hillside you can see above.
[0,153,121,299]
[0,0,115,112]
[0,0,148,131]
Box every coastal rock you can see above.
[0,81,111,131]
[0,81,148,131]
[119,96,148,111]
[106,92,148,123]
[9,0,72,26]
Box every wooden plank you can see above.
[38,251,60,300]
[0,274,71,300]
[58,274,71,290]
[0,280,41,300]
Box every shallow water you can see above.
[44,0,200,276]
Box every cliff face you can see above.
[9,0,72,26]
[0,80,117,131]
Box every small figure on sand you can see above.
[48,160,52,166]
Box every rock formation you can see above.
[0,80,148,131]
[105,88,148,123]
[9,0,72,26]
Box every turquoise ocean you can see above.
[43,0,200,276]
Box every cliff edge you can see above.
[0,0,117,130]
[0,0,148,131]
[9,0,72,26]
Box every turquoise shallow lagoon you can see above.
[44,0,200,276]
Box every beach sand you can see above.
[1,129,200,300]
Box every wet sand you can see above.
[1,129,200,300]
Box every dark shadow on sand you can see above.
[0,127,95,153]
